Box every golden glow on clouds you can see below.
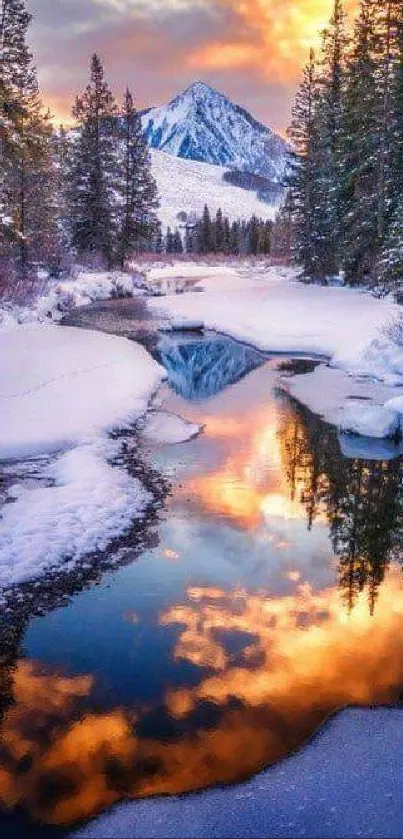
[188,0,354,81]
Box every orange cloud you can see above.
[188,41,261,72]
[188,0,358,82]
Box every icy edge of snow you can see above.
[0,439,151,588]
[73,707,403,839]
[141,411,202,444]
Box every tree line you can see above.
[0,0,159,292]
[166,205,272,255]
[286,0,403,293]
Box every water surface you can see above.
[1,299,403,834]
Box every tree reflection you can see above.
[279,394,403,611]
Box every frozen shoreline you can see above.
[74,706,403,839]
[0,323,165,589]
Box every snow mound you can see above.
[0,440,150,587]
[0,325,164,460]
[74,707,403,839]
[338,403,400,439]
[141,411,201,444]
[338,432,403,460]
[283,364,403,440]
[338,336,403,387]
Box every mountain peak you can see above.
[181,81,218,99]
[141,82,288,181]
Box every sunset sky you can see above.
[29,0,355,135]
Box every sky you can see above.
[28,0,353,135]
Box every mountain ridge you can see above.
[141,82,287,182]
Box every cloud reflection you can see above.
[1,570,403,826]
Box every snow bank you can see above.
[0,325,165,589]
[147,264,238,281]
[145,263,242,296]
[0,270,142,329]
[338,403,400,439]
[282,365,403,439]
[148,267,398,360]
[74,707,403,839]
[0,440,150,587]
[141,411,201,444]
[0,325,164,460]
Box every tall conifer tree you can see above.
[68,54,119,267]
[117,88,159,267]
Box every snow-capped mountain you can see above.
[142,82,287,182]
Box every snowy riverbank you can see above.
[0,324,165,589]
[1,259,403,588]
[74,707,403,839]
[147,263,403,438]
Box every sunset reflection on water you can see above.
[1,357,403,829]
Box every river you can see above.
[1,297,403,836]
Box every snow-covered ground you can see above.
[0,269,143,328]
[141,411,201,444]
[147,263,403,438]
[151,150,276,231]
[74,707,403,838]
[0,324,165,588]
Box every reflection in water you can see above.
[279,397,403,611]
[157,333,266,400]
[1,575,403,826]
[1,323,403,831]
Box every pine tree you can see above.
[248,214,260,255]
[117,88,159,267]
[287,49,322,277]
[185,225,194,253]
[340,0,381,283]
[230,221,240,255]
[272,192,296,264]
[199,204,213,253]
[374,194,403,296]
[223,216,231,254]
[314,0,348,276]
[68,54,119,267]
[154,223,163,254]
[165,226,174,253]
[0,0,58,281]
[214,207,225,252]
[172,229,183,254]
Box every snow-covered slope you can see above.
[142,82,287,182]
[151,149,276,230]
